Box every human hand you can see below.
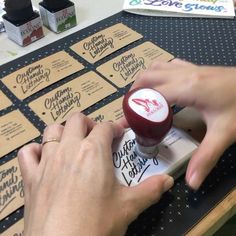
[121,59,236,190]
[18,112,174,236]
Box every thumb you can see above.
[124,175,174,221]
[186,127,232,190]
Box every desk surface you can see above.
[0,0,123,66]
[187,189,236,236]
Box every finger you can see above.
[132,71,158,89]
[148,58,188,70]
[148,61,176,70]
[148,58,191,71]
[61,112,95,145]
[148,84,184,106]
[124,175,174,221]
[156,82,198,107]
[171,58,194,66]
[116,117,129,129]
[17,143,41,224]
[41,123,64,161]
[87,122,124,149]
[185,128,232,190]
[17,143,41,188]
[77,122,124,170]
[131,70,169,90]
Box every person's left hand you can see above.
[18,112,174,236]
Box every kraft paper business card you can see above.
[0,158,24,220]
[0,91,12,110]
[96,41,174,88]
[70,23,143,64]
[29,71,117,124]
[0,110,40,158]
[2,51,84,100]
[88,97,124,122]
[3,218,24,236]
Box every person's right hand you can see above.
[123,59,236,190]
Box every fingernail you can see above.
[188,172,201,190]
[164,176,174,192]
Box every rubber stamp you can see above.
[123,87,173,159]
[112,88,198,186]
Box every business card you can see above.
[0,110,40,158]
[70,23,143,64]
[88,97,124,122]
[96,41,174,87]
[29,71,117,124]
[2,51,84,100]
[0,90,12,110]
[0,158,24,220]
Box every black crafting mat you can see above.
[0,11,236,235]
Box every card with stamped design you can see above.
[111,107,203,187]
[88,97,124,122]
[112,127,198,186]
[96,41,174,88]
[70,23,143,64]
[0,158,24,220]
[29,71,117,124]
[3,218,24,236]
[2,51,84,100]
[0,90,12,110]
[0,110,40,158]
